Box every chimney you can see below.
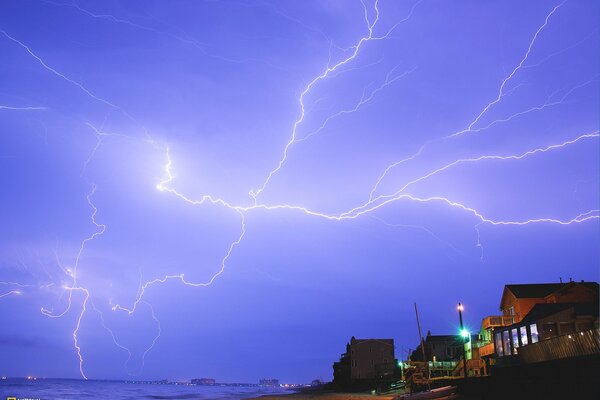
[559,277,563,283]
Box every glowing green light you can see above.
[460,329,469,338]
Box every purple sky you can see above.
[0,0,598,383]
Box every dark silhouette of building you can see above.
[191,378,216,385]
[410,331,465,363]
[259,378,279,387]
[333,336,399,389]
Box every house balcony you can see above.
[481,315,514,330]
[478,342,496,357]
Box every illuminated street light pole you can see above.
[457,303,468,380]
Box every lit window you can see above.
[495,332,503,356]
[502,331,511,356]
[530,324,539,343]
[511,328,519,353]
[520,326,528,346]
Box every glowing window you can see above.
[495,332,503,356]
[511,328,519,353]
[530,324,539,343]
[520,326,528,346]
[502,331,511,356]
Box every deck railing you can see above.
[481,315,514,330]
[518,329,599,364]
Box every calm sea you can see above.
[0,379,288,400]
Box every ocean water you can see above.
[0,379,288,400]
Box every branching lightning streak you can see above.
[95,301,161,375]
[0,105,46,111]
[250,0,421,200]
[368,215,463,256]
[0,29,119,109]
[448,1,566,138]
[41,184,106,318]
[368,142,428,202]
[297,65,417,143]
[71,286,90,379]
[82,122,127,176]
[139,301,161,371]
[369,2,571,199]
[43,0,262,64]
[463,78,598,135]
[143,118,592,303]
[93,302,133,369]
[3,0,597,381]
[158,131,599,224]
[351,132,600,217]
[112,209,246,315]
[0,290,22,298]
[0,28,151,144]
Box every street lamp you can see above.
[457,302,468,380]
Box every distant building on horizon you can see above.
[333,336,399,388]
[191,378,216,385]
[259,378,279,387]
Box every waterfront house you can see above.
[499,280,598,324]
[333,336,399,387]
[493,301,599,363]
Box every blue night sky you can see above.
[0,0,598,384]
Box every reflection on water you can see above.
[0,379,287,400]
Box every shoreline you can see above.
[249,392,398,400]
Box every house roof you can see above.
[500,281,599,310]
[499,302,599,330]
[519,302,599,326]
[505,282,599,299]
[505,283,565,298]
[349,337,394,346]
[549,281,599,297]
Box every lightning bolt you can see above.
[82,122,128,176]
[368,215,464,257]
[41,184,106,318]
[465,78,598,135]
[448,1,566,138]
[158,131,599,228]
[0,28,152,144]
[93,302,133,371]
[353,131,600,218]
[0,29,119,109]
[250,0,422,201]
[0,105,46,111]
[139,301,161,372]
[297,65,417,143]
[42,0,280,65]
[112,208,246,315]
[0,290,22,299]
[2,0,597,381]
[367,1,577,200]
[70,286,90,380]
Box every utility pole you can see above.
[458,303,468,381]
[414,303,429,382]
